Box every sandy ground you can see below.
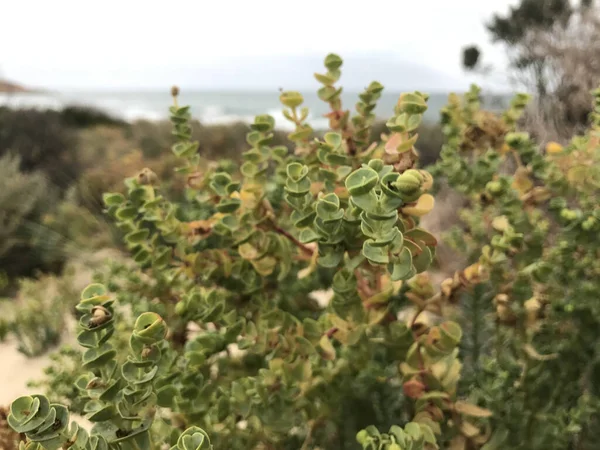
[0,315,78,407]
[0,338,55,406]
[0,249,119,408]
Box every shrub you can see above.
[427,85,600,449]
[59,106,127,129]
[0,154,63,280]
[0,107,79,190]
[6,54,600,450]
[0,273,74,357]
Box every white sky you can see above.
[1,0,519,90]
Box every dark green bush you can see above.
[59,106,127,129]
[0,107,79,190]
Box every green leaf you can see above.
[390,247,414,281]
[287,163,309,182]
[324,53,343,70]
[407,114,423,132]
[299,228,320,243]
[102,193,125,207]
[439,321,462,348]
[115,205,138,221]
[399,93,428,114]
[412,246,433,273]
[318,86,341,102]
[345,168,379,196]
[125,229,150,245]
[363,240,389,264]
[324,132,343,148]
[279,91,304,108]
[157,386,178,408]
[314,72,337,85]
[288,125,313,141]
[216,198,241,213]
[172,141,199,158]
[250,114,275,132]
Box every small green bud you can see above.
[560,208,579,221]
[505,132,530,148]
[175,301,187,316]
[403,169,424,183]
[485,181,504,195]
[394,172,422,194]
[582,216,598,230]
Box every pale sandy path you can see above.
[0,338,55,406]
[0,249,122,408]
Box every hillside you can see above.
[0,80,30,93]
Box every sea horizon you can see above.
[0,88,513,130]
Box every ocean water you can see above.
[0,90,512,130]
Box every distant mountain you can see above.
[173,53,469,93]
[0,79,32,93]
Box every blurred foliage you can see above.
[465,0,600,140]
[0,154,62,281]
[0,107,79,190]
[59,106,127,129]
[429,84,600,449]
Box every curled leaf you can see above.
[454,401,493,418]
[402,194,435,217]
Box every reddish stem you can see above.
[267,218,313,256]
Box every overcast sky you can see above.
[1,0,519,91]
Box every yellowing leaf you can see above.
[238,243,258,260]
[530,186,552,203]
[454,401,493,418]
[512,167,533,195]
[499,143,511,155]
[442,359,462,392]
[462,263,481,283]
[524,297,541,313]
[460,421,481,438]
[367,307,389,326]
[385,132,418,155]
[523,344,558,361]
[328,314,349,331]
[365,285,393,307]
[546,141,564,154]
[449,435,467,450]
[298,248,319,279]
[385,132,404,155]
[567,166,587,185]
[492,216,509,232]
[250,256,277,276]
[402,194,435,217]
[319,335,336,360]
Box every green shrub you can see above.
[0,107,79,190]
[0,273,74,357]
[427,85,600,449]
[59,106,127,129]
[7,55,600,450]
[0,154,64,280]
